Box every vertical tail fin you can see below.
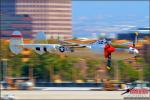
[35,32,47,40]
[34,32,48,43]
[9,31,23,54]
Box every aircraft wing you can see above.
[60,39,95,48]
[111,44,129,49]
[61,39,135,50]
[112,42,134,49]
[62,43,89,48]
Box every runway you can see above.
[1,90,124,100]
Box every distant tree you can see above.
[8,54,24,77]
[72,37,78,40]
[86,59,100,80]
[143,44,150,65]
[143,64,150,81]
[118,61,139,82]
[0,39,12,58]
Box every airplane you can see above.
[9,31,112,55]
[56,32,140,69]
[9,31,139,69]
[9,31,79,55]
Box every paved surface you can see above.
[1,90,125,100]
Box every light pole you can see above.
[29,64,34,82]
[1,59,8,81]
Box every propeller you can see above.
[132,32,139,48]
[129,32,139,57]
[104,40,115,70]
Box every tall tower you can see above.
[0,0,32,38]
[0,0,16,15]
[16,0,72,39]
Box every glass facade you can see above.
[16,0,72,39]
[1,0,72,39]
[0,0,16,15]
[0,0,33,38]
[0,14,32,38]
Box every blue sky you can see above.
[72,1,149,37]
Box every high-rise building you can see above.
[0,0,33,38]
[0,0,16,15]
[16,0,72,39]
[0,14,32,38]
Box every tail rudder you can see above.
[34,32,48,44]
[35,32,47,40]
[9,31,23,54]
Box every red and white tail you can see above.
[9,31,24,54]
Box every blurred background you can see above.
[0,0,150,90]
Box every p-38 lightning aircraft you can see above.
[9,31,139,69]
